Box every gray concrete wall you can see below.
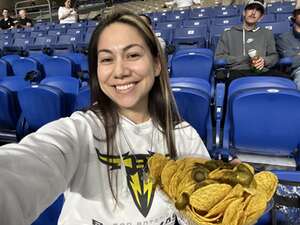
[0,0,15,11]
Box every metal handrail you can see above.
[15,0,52,22]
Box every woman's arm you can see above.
[0,113,92,225]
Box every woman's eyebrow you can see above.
[97,44,144,55]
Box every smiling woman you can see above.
[0,9,210,225]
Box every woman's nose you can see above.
[113,58,130,79]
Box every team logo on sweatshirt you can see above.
[96,150,155,217]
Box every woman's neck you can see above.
[119,110,150,124]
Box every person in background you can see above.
[277,6,300,89]
[58,0,79,24]
[215,0,284,82]
[0,10,210,225]
[15,9,33,28]
[164,0,202,8]
[0,9,15,29]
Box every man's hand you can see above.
[252,57,265,70]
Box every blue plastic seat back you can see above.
[213,7,239,18]
[11,57,39,77]
[47,29,66,37]
[170,48,214,81]
[70,22,87,29]
[190,9,211,19]
[41,76,80,113]
[226,77,300,156]
[18,85,67,130]
[260,21,291,36]
[66,28,85,36]
[155,21,180,30]
[276,13,291,22]
[212,16,241,26]
[87,20,100,27]
[44,56,73,77]
[171,77,211,143]
[259,14,276,23]
[0,78,29,129]
[75,86,91,110]
[166,12,187,22]
[267,4,294,14]
[30,31,46,38]
[154,29,172,44]
[54,23,70,30]
[2,55,21,67]
[182,19,210,27]
[210,25,232,50]
[173,26,208,49]
[12,38,31,49]
[13,32,29,39]
[32,36,57,48]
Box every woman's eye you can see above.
[99,58,113,64]
[127,53,141,59]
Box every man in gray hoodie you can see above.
[277,7,300,89]
[215,0,280,81]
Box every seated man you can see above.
[164,0,201,8]
[215,0,283,82]
[0,9,15,30]
[277,6,300,89]
[15,9,33,28]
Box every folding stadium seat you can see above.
[66,28,85,36]
[155,21,180,30]
[221,76,300,169]
[70,21,87,28]
[172,26,208,49]
[189,10,210,20]
[43,56,74,77]
[154,29,173,44]
[29,31,46,38]
[165,11,187,22]
[63,53,89,80]
[212,16,241,26]
[260,21,291,37]
[0,39,11,54]
[0,78,29,132]
[1,55,21,68]
[41,76,80,114]
[27,36,58,54]
[47,29,66,37]
[259,13,276,23]
[74,86,91,110]
[182,19,210,28]
[35,24,53,32]
[170,77,213,150]
[13,32,29,39]
[11,57,40,78]
[209,24,232,51]
[267,3,294,14]
[170,48,214,82]
[150,12,167,24]
[0,59,8,80]
[51,34,83,54]
[5,38,31,54]
[212,7,239,18]
[54,23,71,30]
[276,13,291,22]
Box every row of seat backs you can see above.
[0,54,88,79]
[154,20,291,49]
[148,1,295,21]
[0,76,90,133]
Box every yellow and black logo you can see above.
[96,149,155,217]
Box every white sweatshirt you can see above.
[165,0,201,8]
[58,6,78,24]
[0,111,210,225]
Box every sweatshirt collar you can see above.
[234,24,261,32]
[293,27,300,39]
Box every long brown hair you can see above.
[88,9,181,200]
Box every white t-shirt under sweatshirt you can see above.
[0,110,210,225]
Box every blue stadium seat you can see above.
[182,19,210,27]
[63,53,89,80]
[41,76,80,113]
[259,13,276,23]
[212,7,239,18]
[47,29,66,37]
[172,26,208,49]
[0,78,29,130]
[209,25,232,51]
[54,23,70,30]
[29,31,46,38]
[155,21,180,30]
[43,56,74,77]
[259,21,291,36]
[27,36,57,54]
[66,28,85,36]
[267,3,294,14]
[51,34,83,54]
[70,21,87,28]
[276,13,291,22]
[13,32,29,39]
[154,29,173,44]
[170,77,213,150]
[11,57,39,78]
[1,55,21,68]
[222,76,300,169]
[170,48,214,82]
[87,20,100,27]
[165,11,187,22]
[212,16,241,26]
[190,8,211,19]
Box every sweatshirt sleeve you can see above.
[215,31,249,67]
[0,112,92,225]
[263,30,279,68]
[277,33,300,69]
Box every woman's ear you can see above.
[154,58,161,77]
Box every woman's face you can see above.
[65,0,71,8]
[97,22,161,122]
